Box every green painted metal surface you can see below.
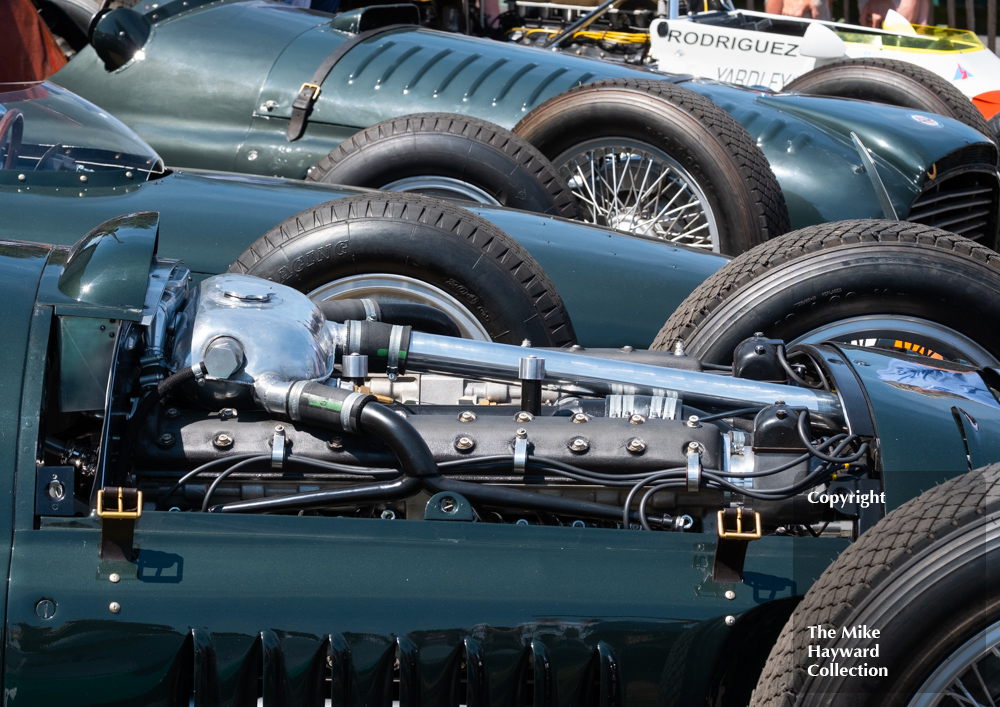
[466,205,726,347]
[0,170,723,348]
[4,511,846,705]
[44,212,159,321]
[0,242,51,682]
[50,0,993,230]
[841,346,1000,510]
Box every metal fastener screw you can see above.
[327,438,343,451]
[165,407,180,419]
[754,345,766,355]
[673,341,685,356]
[775,408,787,419]
[274,425,284,433]
[79,175,88,183]
[455,436,475,451]
[440,496,457,514]
[219,408,236,420]
[620,345,634,353]
[459,411,477,423]
[724,615,736,626]
[686,415,701,428]
[515,428,528,439]
[158,433,174,447]
[514,411,533,422]
[109,602,121,614]
[109,573,121,584]
[626,438,646,454]
[725,590,736,600]
[46,481,65,501]
[572,412,590,424]
[629,414,646,425]
[521,339,532,347]
[380,510,396,520]
[568,437,590,453]
[125,171,133,179]
[687,442,700,453]
[247,149,258,161]
[17,174,25,182]
[213,433,234,449]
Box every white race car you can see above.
[510,0,1000,134]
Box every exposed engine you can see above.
[40,262,883,550]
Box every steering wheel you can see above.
[0,109,24,170]
[34,143,66,172]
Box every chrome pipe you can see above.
[404,332,842,418]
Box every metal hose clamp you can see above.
[686,442,702,493]
[360,298,379,321]
[341,391,367,433]
[386,325,404,382]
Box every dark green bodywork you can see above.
[0,231,841,704]
[51,0,995,230]
[4,222,1000,703]
[842,346,1000,510]
[0,168,725,349]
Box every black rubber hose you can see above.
[376,303,462,338]
[341,320,413,375]
[316,299,461,337]
[113,364,203,486]
[209,477,420,513]
[425,475,674,527]
[316,299,375,323]
[358,402,440,478]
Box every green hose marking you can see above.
[307,396,343,412]
[375,348,407,359]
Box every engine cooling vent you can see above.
[180,628,624,706]
[906,168,1000,247]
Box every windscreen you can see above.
[0,81,163,183]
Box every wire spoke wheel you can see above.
[910,622,1000,707]
[555,138,720,251]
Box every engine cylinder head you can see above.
[171,274,335,408]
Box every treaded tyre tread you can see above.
[785,58,994,141]
[652,219,1000,361]
[228,192,576,347]
[306,113,581,220]
[514,78,790,255]
[751,463,1000,706]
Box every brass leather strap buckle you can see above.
[97,487,143,519]
[98,487,142,561]
[717,508,762,540]
[299,82,321,102]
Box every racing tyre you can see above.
[990,114,1000,142]
[784,58,994,142]
[228,192,576,346]
[306,113,580,219]
[513,78,790,255]
[751,463,1000,706]
[652,219,1000,366]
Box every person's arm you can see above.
[859,0,898,26]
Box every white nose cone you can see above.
[883,9,918,34]
[800,22,847,59]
